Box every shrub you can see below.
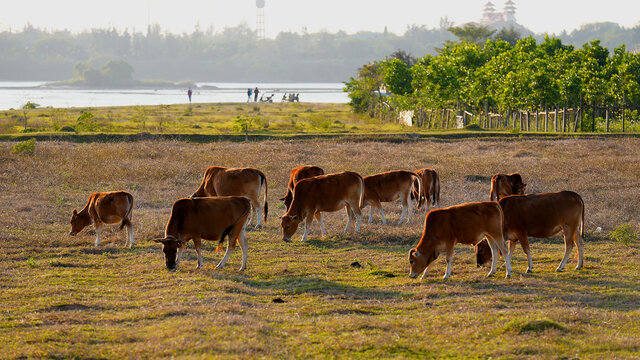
[60,126,76,132]
[12,138,36,154]
[76,112,99,132]
[609,223,638,247]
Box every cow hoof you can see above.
[505,274,511,279]
[526,269,533,274]
[555,268,564,272]
[238,267,245,272]
[486,273,495,278]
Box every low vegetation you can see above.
[1,137,639,358]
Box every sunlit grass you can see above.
[1,138,639,358]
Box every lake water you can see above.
[0,81,349,110]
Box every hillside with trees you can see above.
[1,22,639,83]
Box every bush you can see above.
[12,138,36,154]
[20,127,37,133]
[76,112,99,132]
[609,223,638,247]
[60,126,76,132]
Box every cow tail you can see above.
[580,195,585,238]
[358,174,365,209]
[410,172,423,210]
[259,171,268,223]
[119,193,134,231]
[433,171,440,207]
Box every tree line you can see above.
[1,21,639,83]
[345,36,640,132]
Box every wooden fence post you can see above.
[554,106,559,132]
[605,105,610,132]
[592,103,596,132]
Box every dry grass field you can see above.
[1,137,639,359]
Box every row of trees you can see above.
[2,22,640,82]
[345,36,640,132]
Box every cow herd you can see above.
[69,165,585,280]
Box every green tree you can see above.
[448,24,496,45]
[20,101,39,130]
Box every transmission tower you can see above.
[256,0,265,40]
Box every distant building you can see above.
[479,1,518,29]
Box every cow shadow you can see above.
[218,274,404,300]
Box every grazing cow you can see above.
[411,168,440,211]
[280,165,325,211]
[152,196,251,271]
[69,191,134,247]
[281,171,364,242]
[490,173,526,201]
[192,166,268,227]
[362,170,422,225]
[475,191,585,273]
[408,202,512,280]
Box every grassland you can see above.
[1,136,639,359]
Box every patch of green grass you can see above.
[610,223,638,247]
[504,319,567,334]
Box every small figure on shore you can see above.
[254,87,260,102]
[282,93,287,102]
[294,93,300,102]
[187,88,193,103]
[247,88,253,102]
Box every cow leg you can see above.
[575,227,584,270]
[315,212,327,235]
[239,230,248,271]
[405,192,414,224]
[519,236,533,273]
[556,227,575,272]
[193,236,204,269]
[301,219,312,242]
[127,224,135,248]
[443,247,455,280]
[176,242,186,267]
[252,199,262,228]
[217,235,236,269]
[487,235,511,278]
[378,207,386,225]
[368,206,374,224]
[398,203,407,225]
[344,205,353,233]
[350,202,363,233]
[94,225,102,247]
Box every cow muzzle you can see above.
[69,232,76,236]
[282,237,291,243]
[409,272,418,279]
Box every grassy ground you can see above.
[1,102,410,135]
[1,138,639,359]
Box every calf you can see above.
[69,191,134,247]
[362,170,422,225]
[152,196,251,271]
[475,191,585,273]
[408,202,511,280]
[281,171,364,242]
[411,168,440,211]
[490,173,526,201]
[192,166,268,227]
[280,165,325,211]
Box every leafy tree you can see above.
[381,58,413,96]
[494,27,521,47]
[20,101,39,130]
[448,24,496,45]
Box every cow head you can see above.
[408,248,438,279]
[511,174,526,195]
[69,209,91,236]
[280,214,301,242]
[280,192,293,211]
[474,240,493,267]
[153,236,187,270]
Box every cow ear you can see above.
[152,238,166,244]
[291,215,298,220]
[409,248,416,258]
[278,196,286,201]
[72,209,77,215]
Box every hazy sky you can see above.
[1,0,638,37]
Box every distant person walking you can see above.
[187,88,193,103]
[247,88,253,102]
[254,87,259,102]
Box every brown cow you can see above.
[411,168,440,211]
[362,170,422,225]
[280,165,325,211]
[475,191,585,273]
[408,202,512,280]
[281,171,364,242]
[490,173,526,201]
[192,166,268,228]
[152,196,251,271]
[69,191,134,247]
